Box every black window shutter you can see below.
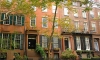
[74,36,77,50]
[58,38,61,50]
[89,36,92,50]
[39,35,42,47]
[83,36,86,50]
[9,14,13,25]
[1,13,5,24]
[20,34,24,50]
[80,36,83,50]
[21,16,25,26]
[13,15,16,25]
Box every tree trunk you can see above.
[48,3,58,60]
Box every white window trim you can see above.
[3,15,10,25]
[54,18,58,28]
[76,36,81,50]
[85,37,90,50]
[42,35,48,48]
[31,6,36,11]
[30,17,36,27]
[94,40,99,51]
[52,5,57,13]
[42,17,48,28]
[82,11,87,18]
[42,8,48,12]
[14,34,21,49]
[16,16,22,25]
[64,7,68,15]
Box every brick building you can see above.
[0,0,100,60]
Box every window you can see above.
[84,22,88,32]
[94,39,99,51]
[90,11,94,18]
[82,11,87,18]
[3,15,10,25]
[85,37,90,50]
[31,6,36,11]
[52,5,57,13]
[14,34,21,49]
[30,17,36,27]
[42,17,48,28]
[74,21,79,32]
[2,33,10,49]
[74,9,78,17]
[54,18,58,28]
[42,36,48,48]
[15,16,22,25]
[64,7,68,15]
[98,12,100,17]
[53,37,58,48]
[91,23,96,32]
[54,53,59,59]
[42,7,47,12]
[76,36,81,50]
[72,2,77,6]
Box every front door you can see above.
[28,34,36,49]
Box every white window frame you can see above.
[98,12,100,17]
[64,7,68,15]
[42,7,47,12]
[90,11,94,18]
[76,36,81,50]
[72,2,77,6]
[52,5,57,13]
[54,18,58,28]
[85,37,90,50]
[16,16,22,25]
[74,9,78,17]
[42,36,48,48]
[3,14,10,25]
[84,22,88,32]
[94,39,99,51]
[65,38,71,49]
[30,17,36,27]
[1,33,9,49]
[14,34,21,49]
[31,6,36,11]
[42,17,48,28]
[75,21,79,32]
[91,23,96,31]
[53,37,59,48]
[82,11,87,18]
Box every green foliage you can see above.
[35,44,46,58]
[82,58,91,60]
[61,48,76,59]
[23,55,28,60]
[14,53,22,60]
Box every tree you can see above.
[0,0,93,59]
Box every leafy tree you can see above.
[0,0,94,59]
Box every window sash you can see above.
[42,17,48,28]
[94,41,99,51]
[64,8,68,15]
[92,23,96,31]
[3,15,10,24]
[30,17,36,27]
[76,36,81,50]
[52,5,56,13]
[85,37,90,50]
[1,33,9,49]
[42,8,47,12]
[53,37,58,48]
[82,11,86,18]
[14,34,21,49]
[16,16,22,25]
[84,22,88,31]
[42,36,47,48]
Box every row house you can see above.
[0,0,100,60]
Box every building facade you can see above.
[0,0,100,60]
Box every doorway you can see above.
[28,34,36,49]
